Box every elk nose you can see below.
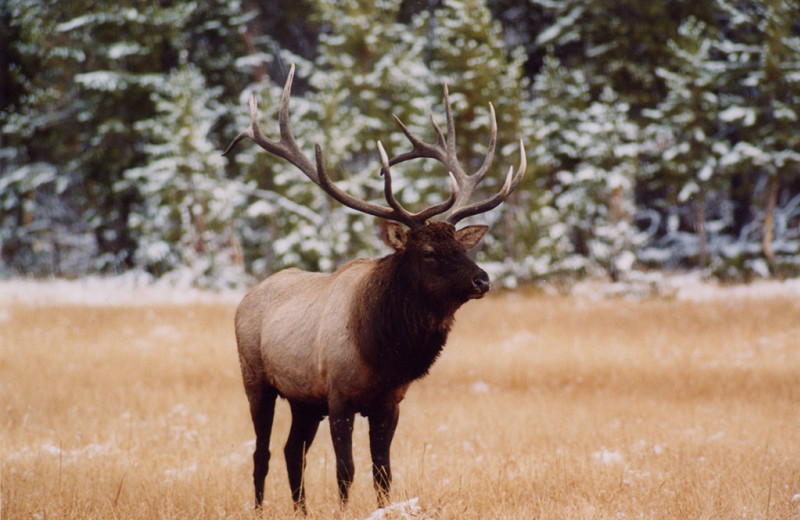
[472,270,491,295]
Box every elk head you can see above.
[381,221,490,304]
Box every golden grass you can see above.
[2,289,800,519]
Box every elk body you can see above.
[224,65,525,513]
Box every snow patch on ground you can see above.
[592,447,625,465]
[358,498,432,520]
[6,441,116,464]
[570,271,800,301]
[1,272,798,307]
[670,273,800,301]
[0,273,243,307]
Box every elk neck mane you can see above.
[350,252,457,388]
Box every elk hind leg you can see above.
[284,401,323,514]
[247,382,278,508]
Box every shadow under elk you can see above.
[223,65,525,513]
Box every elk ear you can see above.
[381,221,408,250]
[456,225,489,249]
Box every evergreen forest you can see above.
[2,0,799,288]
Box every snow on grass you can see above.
[670,273,800,301]
[592,447,625,465]
[0,273,243,307]
[6,441,117,464]
[1,271,799,307]
[358,498,432,520]
[571,271,800,301]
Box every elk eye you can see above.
[422,249,436,260]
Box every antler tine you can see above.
[388,114,450,169]
[442,81,458,167]
[444,98,500,219]
[314,143,415,227]
[222,64,319,183]
[277,65,295,142]
[388,88,467,181]
[377,141,458,227]
[377,140,410,218]
[445,139,526,225]
[471,102,497,184]
[312,141,454,230]
[220,92,259,157]
[387,81,520,225]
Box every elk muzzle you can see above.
[470,269,491,299]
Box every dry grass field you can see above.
[2,281,800,519]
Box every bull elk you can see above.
[223,65,525,513]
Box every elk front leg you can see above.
[329,407,355,505]
[368,404,399,508]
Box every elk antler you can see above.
[390,82,526,225]
[223,65,457,230]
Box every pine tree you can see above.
[643,17,726,269]
[529,54,641,279]
[1,1,249,279]
[310,0,438,263]
[1,1,94,276]
[714,0,800,276]
[532,0,715,110]
[125,64,247,288]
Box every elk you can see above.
[223,65,525,513]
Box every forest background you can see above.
[2,0,799,289]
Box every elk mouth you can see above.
[469,286,490,299]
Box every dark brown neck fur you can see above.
[350,253,459,389]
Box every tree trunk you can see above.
[694,189,708,268]
[762,174,778,275]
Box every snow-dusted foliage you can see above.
[640,18,726,269]
[638,4,800,278]
[528,0,799,280]
[528,56,643,279]
[0,162,93,277]
[3,0,798,287]
[710,0,800,277]
[229,0,546,283]
[1,0,250,282]
[229,0,441,277]
[125,65,248,288]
